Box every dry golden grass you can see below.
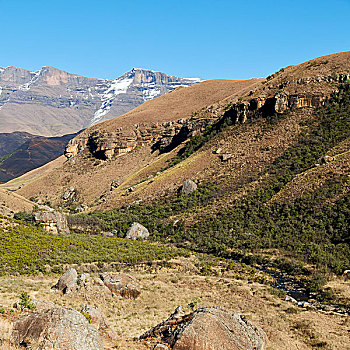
[1,156,66,192]
[0,264,349,350]
[0,188,34,217]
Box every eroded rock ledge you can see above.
[64,74,348,161]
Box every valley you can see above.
[0,52,349,349]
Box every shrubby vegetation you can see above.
[0,218,190,275]
[69,84,350,278]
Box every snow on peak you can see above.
[90,75,134,125]
[19,70,41,91]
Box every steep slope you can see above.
[0,66,201,136]
[0,131,34,157]
[15,78,262,202]
[0,188,34,217]
[0,133,77,183]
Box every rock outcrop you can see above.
[54,268,78,294]
[63,71,345,165]
[141,306,267,350]
[11,307,103,350]
[181,180,198,195]
[100,272,141,299]
[126,222,150,240]
[33,210,70,234]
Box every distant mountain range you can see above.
[0,66,201,137]
[0,132,77,183]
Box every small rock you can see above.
[62,186,76,201]
[285,295,297,304]
[221,153,234,162]
[181,179,197,195]
[100,273,141,299]
[126,222,149,240]
[214,148,222,154]
[154,344,169,350]
[55,268,78,294]
[81,305,107,330]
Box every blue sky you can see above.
[1,0,349,80]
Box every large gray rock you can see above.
[100,272,141,299]
[33,210,70,234]
[11,307,103,350]
[181,179,197,195]
[126,222,150,240]
[141,306,267,350]
[55,268,78,294]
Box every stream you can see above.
[262,268,350,316]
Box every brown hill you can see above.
[12,52,350,210]
[14,78,262,204]
[0,133,77,183]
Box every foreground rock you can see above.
[126,222,150,240]
[141,306,267,350]
[181,179,197,195]
[11,307,103,350]
[100,272,141,299]
[33,210,70,234]
[54,268,78,294]
[81,305,107,331]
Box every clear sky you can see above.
[1,0,349,80]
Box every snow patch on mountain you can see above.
[90,76,134,125]
[19,70,41,91]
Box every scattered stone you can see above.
[110,180,120,191]
[154,344,169,350]
[11,307,103,350]
[214,148,222,154]
[62,186,76,201]
[101,231,115,237]
[55,268,78,294]
[181,179,197,195]
[285,295,297,304]
[126,222,150,240]
[79,273,91,287]
[141,306,267,350]
[75,203,88,213]
[221,153,234,162]
[33,210,70,234]
[321,155,335,164]
[81,305,107,330]
[100,273,141,299]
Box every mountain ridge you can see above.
[0,65,201,136]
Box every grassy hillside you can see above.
[69,83,350,281]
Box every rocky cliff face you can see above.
[65,72,348,162]
[0,66,201,137]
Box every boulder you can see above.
[126,222,150,240]
[100,272,141,299]
[62,186,76,201]
[55,268,78,294]
[181,179,197,195]
[32,299,56,312]
[81,305,107,330]
[141,306,267,350]
[11,307,103,350]
[221,153,234,162]
[33,210,70,234]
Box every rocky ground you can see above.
[0,261,349,349]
